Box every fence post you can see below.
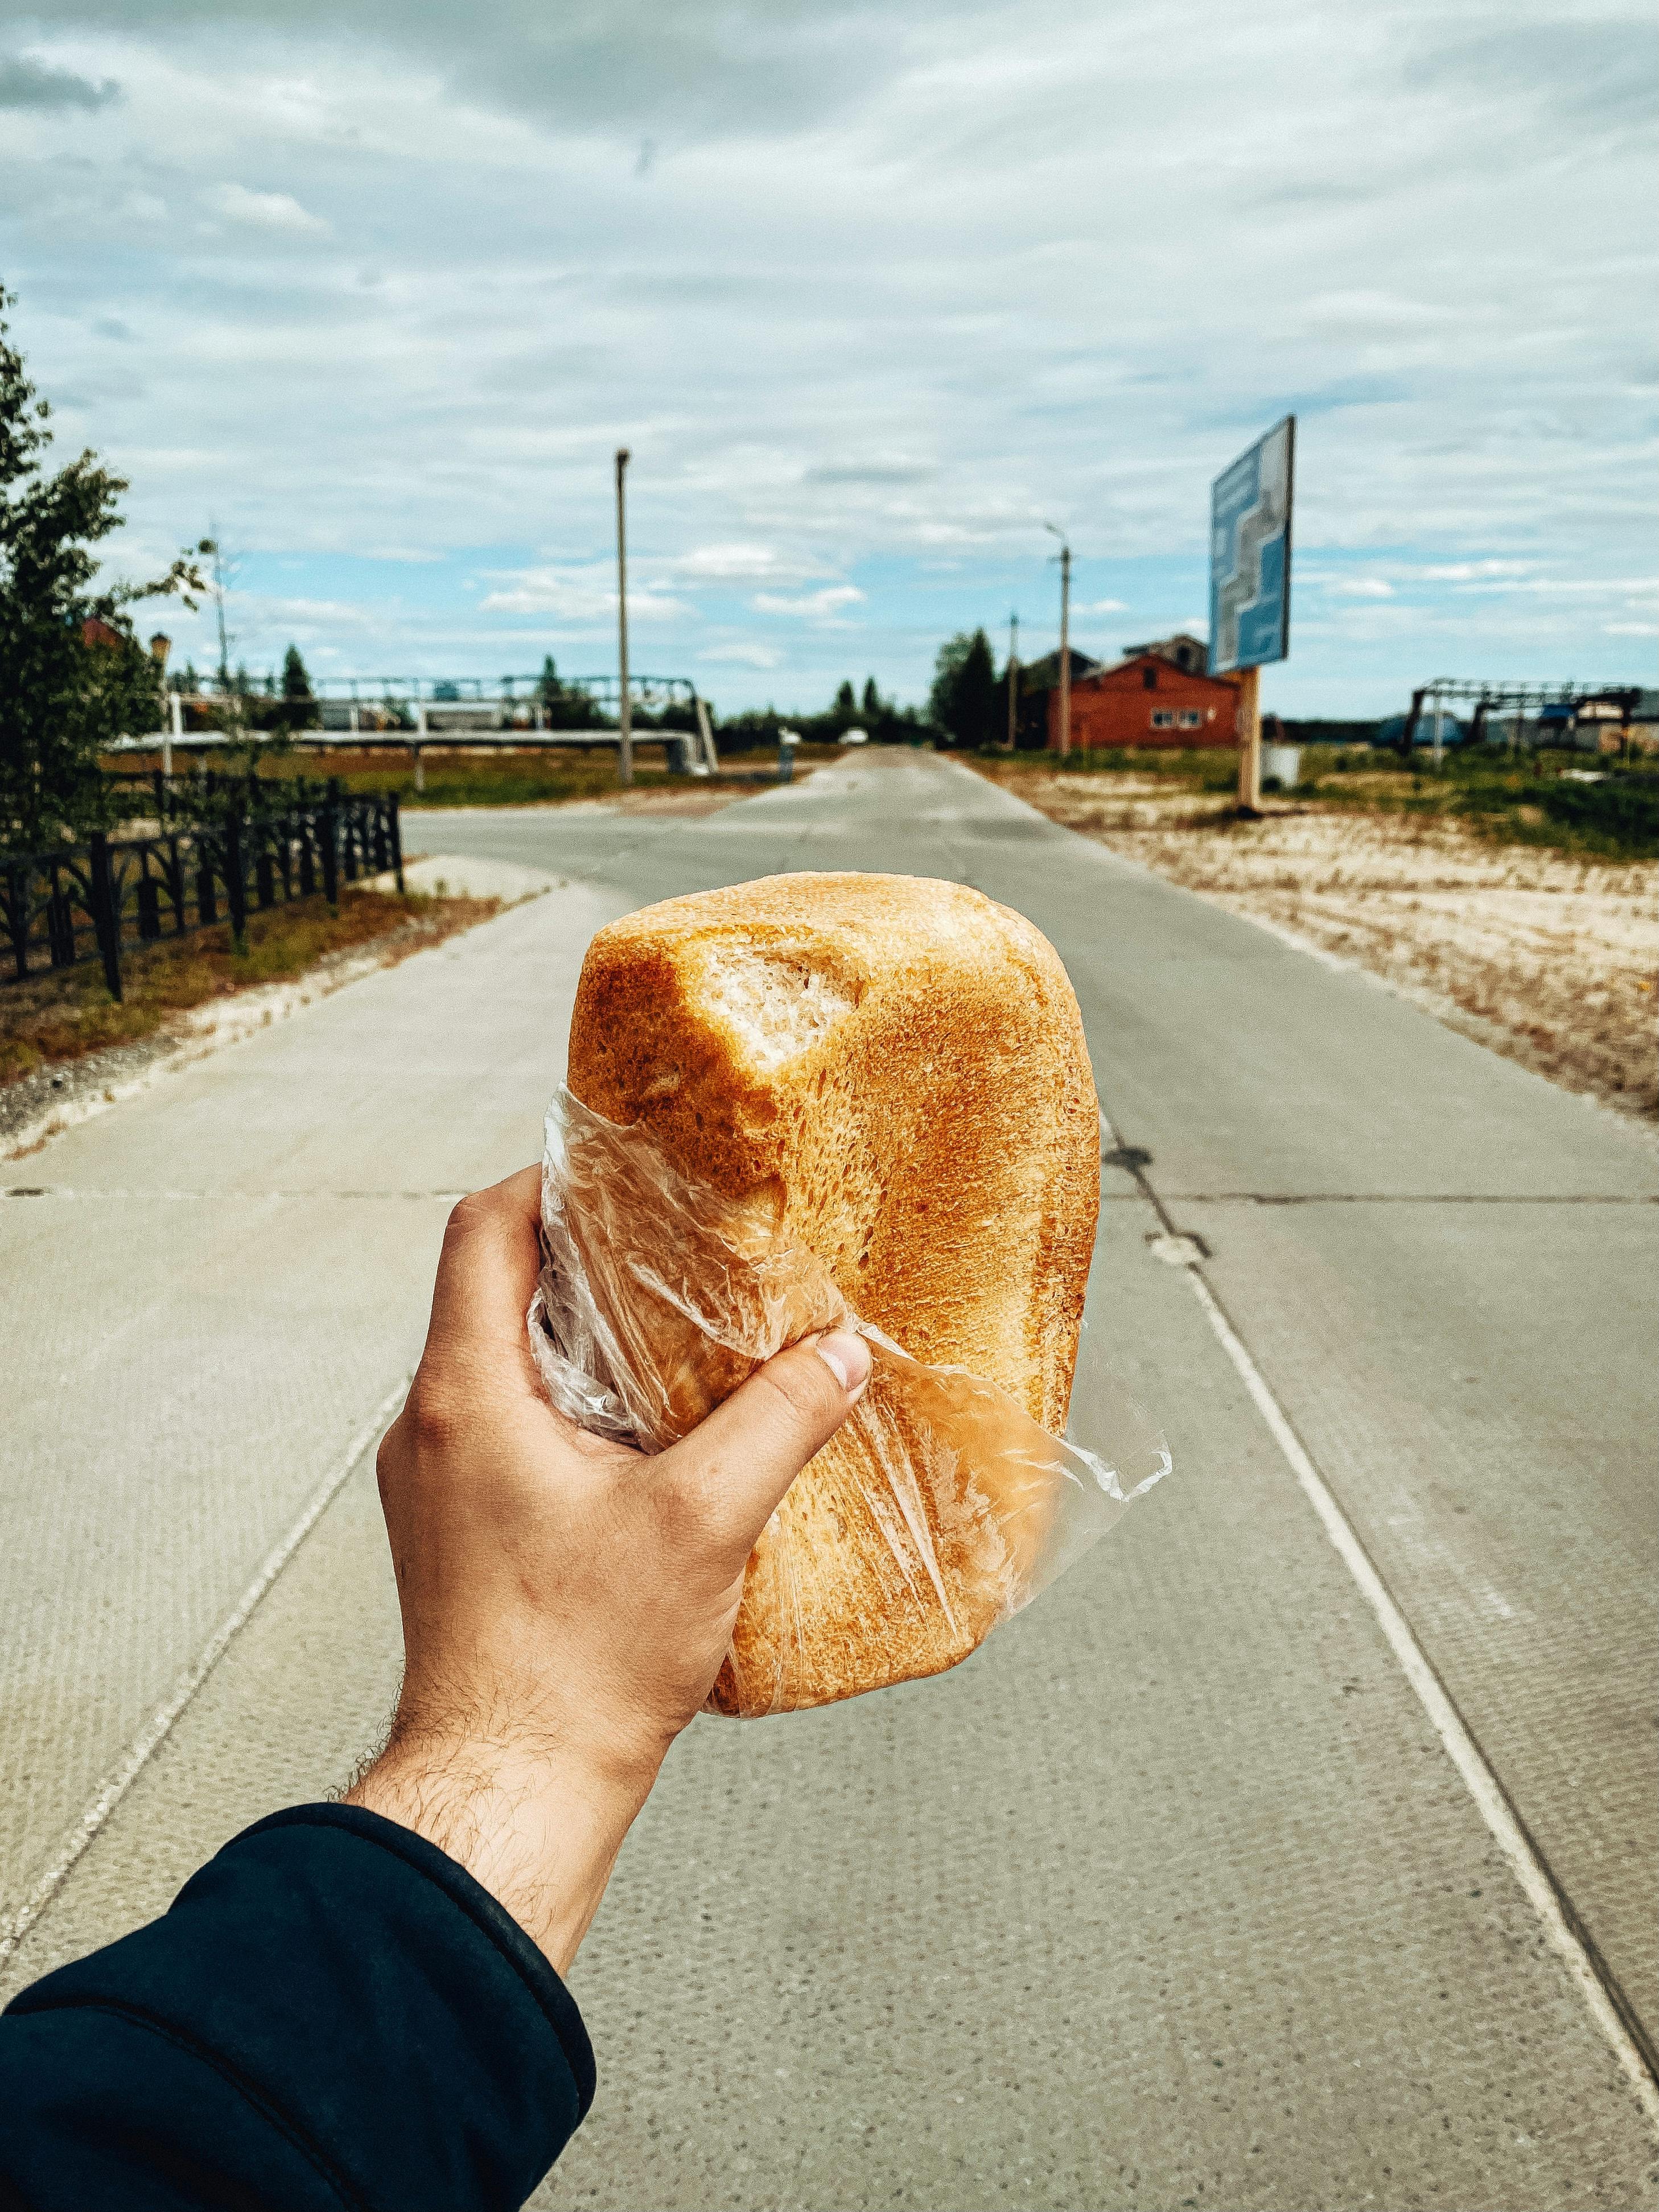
[224,810,248,949]
[389,795,405,893]
[89,831,124,1002]
[322,782,340,911]
[6,863,30,981]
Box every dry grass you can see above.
[977,765,1659,1120]
[110,743,841,812]
[1,887,496,1088]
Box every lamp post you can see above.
[1005,610,1019,752]
[614,447,633,789]
[1043,523,1072,757]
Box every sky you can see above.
[1,0,1653,716]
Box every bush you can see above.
[1537,776,1659,852]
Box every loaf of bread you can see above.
[563,870,1100,1713]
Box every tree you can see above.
[833,679,856,720]
[928,629,999,749]
[1,287,203,850]
[263,643,318,737]
[861,676,883,718]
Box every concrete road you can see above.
[2,749,1654,2209]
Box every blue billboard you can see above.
[1208,415,1295,675]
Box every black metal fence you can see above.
[1,777,403,1002]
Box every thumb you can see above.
[661,1331,872,1560]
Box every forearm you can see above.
[345,1729,656,1976]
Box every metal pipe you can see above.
[615,448,633,789]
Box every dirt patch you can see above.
[978,766,1659,1121]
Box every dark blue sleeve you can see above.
[0,1803,594,2212]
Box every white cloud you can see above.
[698,641,784,667]
[1604,621,1658,637]
[752,585,866,620]
[669,543,830,583]
[1081,597,1128,614]
[478,566,686,620]
[1419,560,1538,582]
[1327,578,1395,599]
[200,181,331,236]
[3,0,1650,710]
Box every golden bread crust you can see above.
[566,871,1100,1710]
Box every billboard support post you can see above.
[1236,665,1261,811]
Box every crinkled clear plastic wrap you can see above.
[529,1087,1170,1716]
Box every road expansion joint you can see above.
[1159,1191,1658,1206]
[1097,1109,1659,2119]
[3,1185,469,1202]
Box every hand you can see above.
[345,1165,870,1974]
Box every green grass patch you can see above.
[108,742,842,812]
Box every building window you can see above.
[1178,710,1202,728]
[1142,666,1158,690]
[1151,709,1176,728]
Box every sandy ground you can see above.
[987,770,1659,1121]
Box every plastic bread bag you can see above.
[529,1086,1170,1717]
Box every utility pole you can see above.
[1005,611,1019,751]
[1044,524,1072,757]
[614,448,633,789]
[207,529,231,694]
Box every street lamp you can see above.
[1005,609,1019,752]
[615,447,633,789]
[1043,522,1072,758]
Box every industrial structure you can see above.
[1398,679,1652,753]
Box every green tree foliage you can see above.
[833,679,857,719]
[928,629,999,748]
[261,642,318,737]
[861,675,883,719]
[1,288,202,851]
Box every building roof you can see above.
[1018,647,1103,691]
[1121,631,1209,674]
[1077,650,1240,693]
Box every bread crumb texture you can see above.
[567,872,1101,1711]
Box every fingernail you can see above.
[815,1330,871,1395]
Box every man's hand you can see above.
[346,1165,870,1973]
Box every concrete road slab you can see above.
[3,750,1655,2208]
[1177,1192,1659,2034]
[533,1217,1654,2211]
[0,880,620,1925]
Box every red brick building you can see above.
[1050,652,1241,749]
